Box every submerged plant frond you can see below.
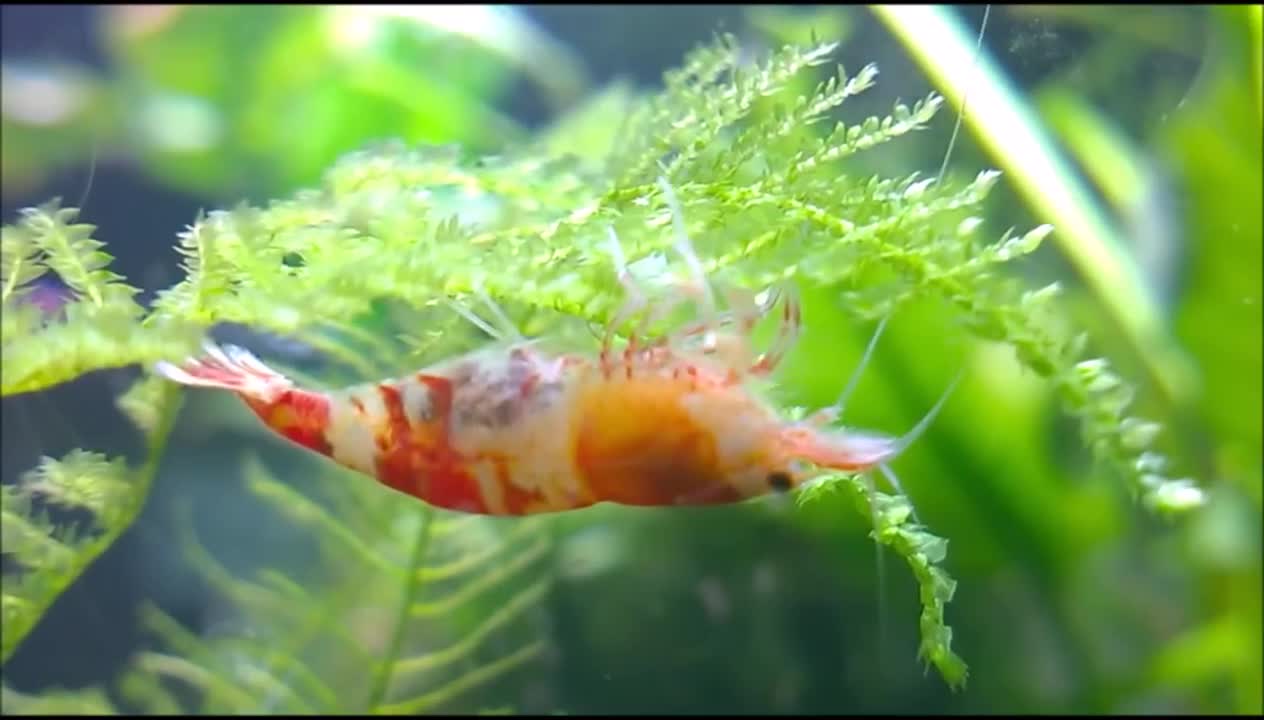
[0,203,199,396]
[797,476,967,688]
[0,378,179,664]
[1,451,131,662]
[118,454,554,715]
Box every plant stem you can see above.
[363,507,435,712]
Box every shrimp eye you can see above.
[766,471,793,493]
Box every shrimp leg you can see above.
[444,289,524,344]
[657,175,804,379]
[654,278,800,381]
[742,281,803,378]
[476,289,525,343]
[601,225,654,375]
[603,176,803,383]
[601,224,717,376]
[656,176,719,330]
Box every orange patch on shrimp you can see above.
[573,375,739,507]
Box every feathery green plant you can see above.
[116,456,556,714]
[1,377,181,665]
[1,32,1204,703]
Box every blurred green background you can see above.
[1,4,1259,715]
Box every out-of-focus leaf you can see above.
[1159,6,1263,715]
[534,81,637,164]
[1165,6,1263,503]
[0,62,116,199]
[1037,88,1183,314]
[1,6,582,200]
[0,683,119,714]
[98,5,533,195]
[342,5,588,111]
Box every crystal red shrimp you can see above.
[154,178,955,515]
[157,338,588,514]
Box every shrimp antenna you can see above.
[936,4,991,187]
[878,5,990,680]
[889,368,963,459]
[809,312,891,427]
[444,297,502,340]
[836,313,890,421]
[477,289,524,342]
[603,225,650,344]
[444,286,524,344]
[860,373,959,676]
[74,133,99,212]
[656,176,718,325]
[854,369,963,525]
[605,224,629,274]
[864,372,961,668]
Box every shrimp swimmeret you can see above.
[154,179,956,516]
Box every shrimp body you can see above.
[156,311,917,517]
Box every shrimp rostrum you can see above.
[155,178,956,516]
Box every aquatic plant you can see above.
[1,29,1203,710]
